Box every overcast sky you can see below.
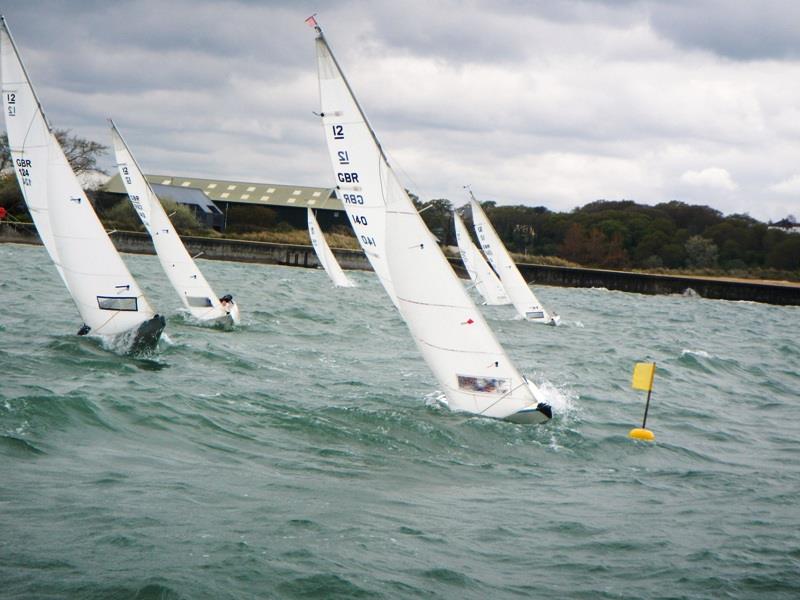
[3,0,800,222]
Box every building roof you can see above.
[105,173,342,210]
[150,184,223,214]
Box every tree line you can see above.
[2,131,798,277]
[413,196,800,275]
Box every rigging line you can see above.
[383,146,429,202]
[478,380,530,416]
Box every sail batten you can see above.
[314,25,549,423]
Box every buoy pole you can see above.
[641,387,652,429]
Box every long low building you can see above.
[104,173,346,231]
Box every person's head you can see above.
[220,294,233,303]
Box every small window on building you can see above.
[181,181,192,187]
[260,195,271,201]
[241,194,250,200]
[220,192,230,198]
[292,190,301,195]
[97,296,138,312]
[161,179,172,185]
[308,199,316,205]
[312,191,321,197]
[267,188,275,193]
[227,185,237,191]
[207,183,217,189]
[246,186,256,192]
[287,198,296,204]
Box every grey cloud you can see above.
[648,0,800,60]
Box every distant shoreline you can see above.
[3,222,799,306]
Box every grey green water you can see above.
[1,242,798,599]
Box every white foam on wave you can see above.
[424,390,447,409]
[536,379,578,416]
[681,348,711,359]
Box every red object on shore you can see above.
[0,206,7,219]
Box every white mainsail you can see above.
[307,208,356,287]
[109,121,240,325]
[453,210,510,306]
[313,22,550,423]
[469,194,558,325]
[1,18,164,343]
[315,26,397,309]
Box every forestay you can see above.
[307,208,356,287]
[313,22,550,423]
[1,18,158,336]
[469,194,556,324]
[453,210,510,306]
[110,121,237,323]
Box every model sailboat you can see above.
[312,18,551,423]
[453,210,510,306]
[109,121,240,326]
[307,208,356,287]
[1,17,165,350]
[469,193,560,325]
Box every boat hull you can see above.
[127,314,166,354]
[504,402,553,425]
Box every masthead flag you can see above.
[305,14,318,28]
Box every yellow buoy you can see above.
[628,427,655,441]
[629,362,657,442]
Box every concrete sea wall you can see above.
[3,223,798,306]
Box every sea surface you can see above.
[1,242,798,600]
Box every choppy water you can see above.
[1,242,799,599]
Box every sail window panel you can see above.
[97,296,138,312]
[187,296,213,308]
[525,311,544,320]
[457,375,511,395]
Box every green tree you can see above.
[685,235,719,268]
[765,236,800,269]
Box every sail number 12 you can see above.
[5,92,16,117]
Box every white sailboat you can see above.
[109,121,240,326]
[307,208,356,288]
[469,193,560,325]
[1,17,165,350]
[313,19,551,424]
[453,210,510,306]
